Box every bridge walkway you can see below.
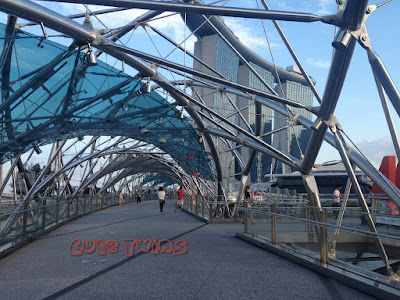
[0,200,375,299]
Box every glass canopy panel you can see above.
[0,23,213,179]
[142,174,177,187]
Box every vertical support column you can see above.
[66,197,70,219]
[372,198,379,224]
[22,201,28,239]
[302,173,323,239]
[271,203,276,245]
[56,196,59,224]
[75,197,79,215]
[209,196,212,220]
[244,200,248,234]
[320,211,328,268]
[42,198,46,230]
[201,195,205,217]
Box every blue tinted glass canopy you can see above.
[0,23,213,179]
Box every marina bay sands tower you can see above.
[189,16,314,181]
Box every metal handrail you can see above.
[239,207,400,241]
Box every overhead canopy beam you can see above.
[40,0,329,23]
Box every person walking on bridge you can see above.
[158,186,166,212]
[332,185,343,219]
[137,187,142,205]
[176,186,184,212]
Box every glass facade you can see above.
[214,37,240,179]
[247,63,274,182]
[283,80,313,157]
[274,80,313,173]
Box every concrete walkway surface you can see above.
[0,200,376,300]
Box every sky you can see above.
[0,0,399,170]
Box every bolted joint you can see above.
[329,124,337,133]
[366,5,376,14]
[332,29,352,50]
[311,118,323,131]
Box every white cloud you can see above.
[317,137,397,169]
[316,0,336,15]
[150,13,197,52]
[357,138,397,168]
[306,57,331,69]
[224,19,282,52]
[268,1,293,11]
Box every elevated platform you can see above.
[0,200,376,299]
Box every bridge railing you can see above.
[182,193,308,220]
[0,193,137,258]
[238,204,400,287]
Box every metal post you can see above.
[244,200,248,234]
[55,196,59,224]
[372,198,379,224]
[42,198,46,230]
[22,200,28,239]
[320,211,328,268]
[209,197,212,220]
[75,197,79,215]
[66,197,70,219]
[271,203,276,245]
[202,195,204,217]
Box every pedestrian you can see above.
[158,186,166,212]
[332,185,343,219]
[137,187,142,205]
[176,186,184,212]
[245,185,254,224]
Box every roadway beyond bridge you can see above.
[0,200,375,300]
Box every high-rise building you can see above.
[237,62,275,182]
[193,34,314,180]
[193,35,240,180]
[273,65,313,174]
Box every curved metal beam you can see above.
[39,0,327,23]
[182,81,400,208]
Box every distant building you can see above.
[273,162,371,194]
[273,65,313,174]
[193,35,239,180]
[237,62,274,182]
[193,34,314,181]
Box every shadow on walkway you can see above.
[0,200,375,300]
